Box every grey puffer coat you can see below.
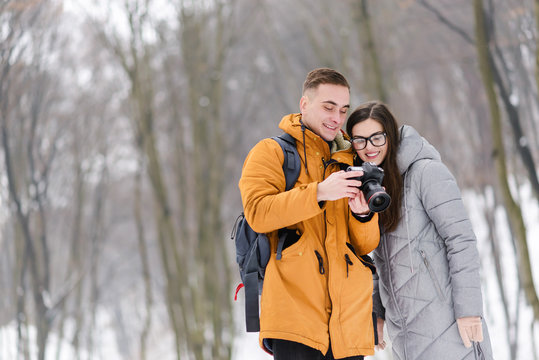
[373,125,493,360]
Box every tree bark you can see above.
[480,189,515,356]
[134,158,153,360]
[536,0,539,104]
[355,0,387,102]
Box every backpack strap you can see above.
[275,231,286,261]
[244,232,266,332]
[271,133,300,260]
[272,133,301,191]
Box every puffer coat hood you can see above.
[397,125,440,174]
[373,125,493,360]
[239,113,380,358]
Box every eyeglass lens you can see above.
[352,133,386,149]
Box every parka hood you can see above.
[398,125,441,175]
[278,113,304,140]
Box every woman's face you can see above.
[351,118,388,166]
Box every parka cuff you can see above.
[351,211,374,223]
[452,287,484,319]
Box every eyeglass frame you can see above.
[350,131,387,150]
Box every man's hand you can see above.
[317,170,362,202]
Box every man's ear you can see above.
[299,95,309,113]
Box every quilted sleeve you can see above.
[418,160,484,318]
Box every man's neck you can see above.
[300,119,333,143]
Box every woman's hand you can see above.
[456,316,483,348]
[375,317,386,350]
[349,189,370,215]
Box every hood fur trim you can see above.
[330,131,351,153]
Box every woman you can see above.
[346,101,493,360]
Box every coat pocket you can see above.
[346,242,376,274]
[277,230,305,260]
[419,249,446,301]
[279,228,301,251]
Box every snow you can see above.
[1,184,537,359]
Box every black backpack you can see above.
[231,133,300,332]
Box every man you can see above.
[239,68,380,360]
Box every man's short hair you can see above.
[302,68,350,94]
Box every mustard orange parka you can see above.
[238,114,380,358]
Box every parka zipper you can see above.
[318,157,333,278]
[473,341,486,360]
[344,254,353,277]
[314,250,325,275]
[382,234,408,358]
[419,250,445,301]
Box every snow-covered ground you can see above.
[0,318,121,360]
[0,184,537,359]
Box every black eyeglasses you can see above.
[351,132,387,150]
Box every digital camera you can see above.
[346,163,391,212]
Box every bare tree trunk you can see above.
[480,189,516,356]
[178,2,235,357]
[474,0,539,321]
[1,113,51,360]
[258,1,298,110]
[536,0,539,102]
[87,148,108,359]
[1,69,52,360]
[355,0,387,102]
[0,6,30,359]
[69,153,85,360]
[134,158,153,360]
[14,227,30,360]
[533,321,539,360]
[489,44,539,203]
[137,91,186,359]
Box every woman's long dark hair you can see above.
[346,101,402,232]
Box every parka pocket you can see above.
[279,228,301,251]
[278,231,306,260]
[419,249,446,301]
[346,242,376,275]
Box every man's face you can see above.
[300,83,350,141]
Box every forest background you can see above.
[1,0,539,359]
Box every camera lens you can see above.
[363,182,391,212]
[372,196,385,208]
[368,192,391,212]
